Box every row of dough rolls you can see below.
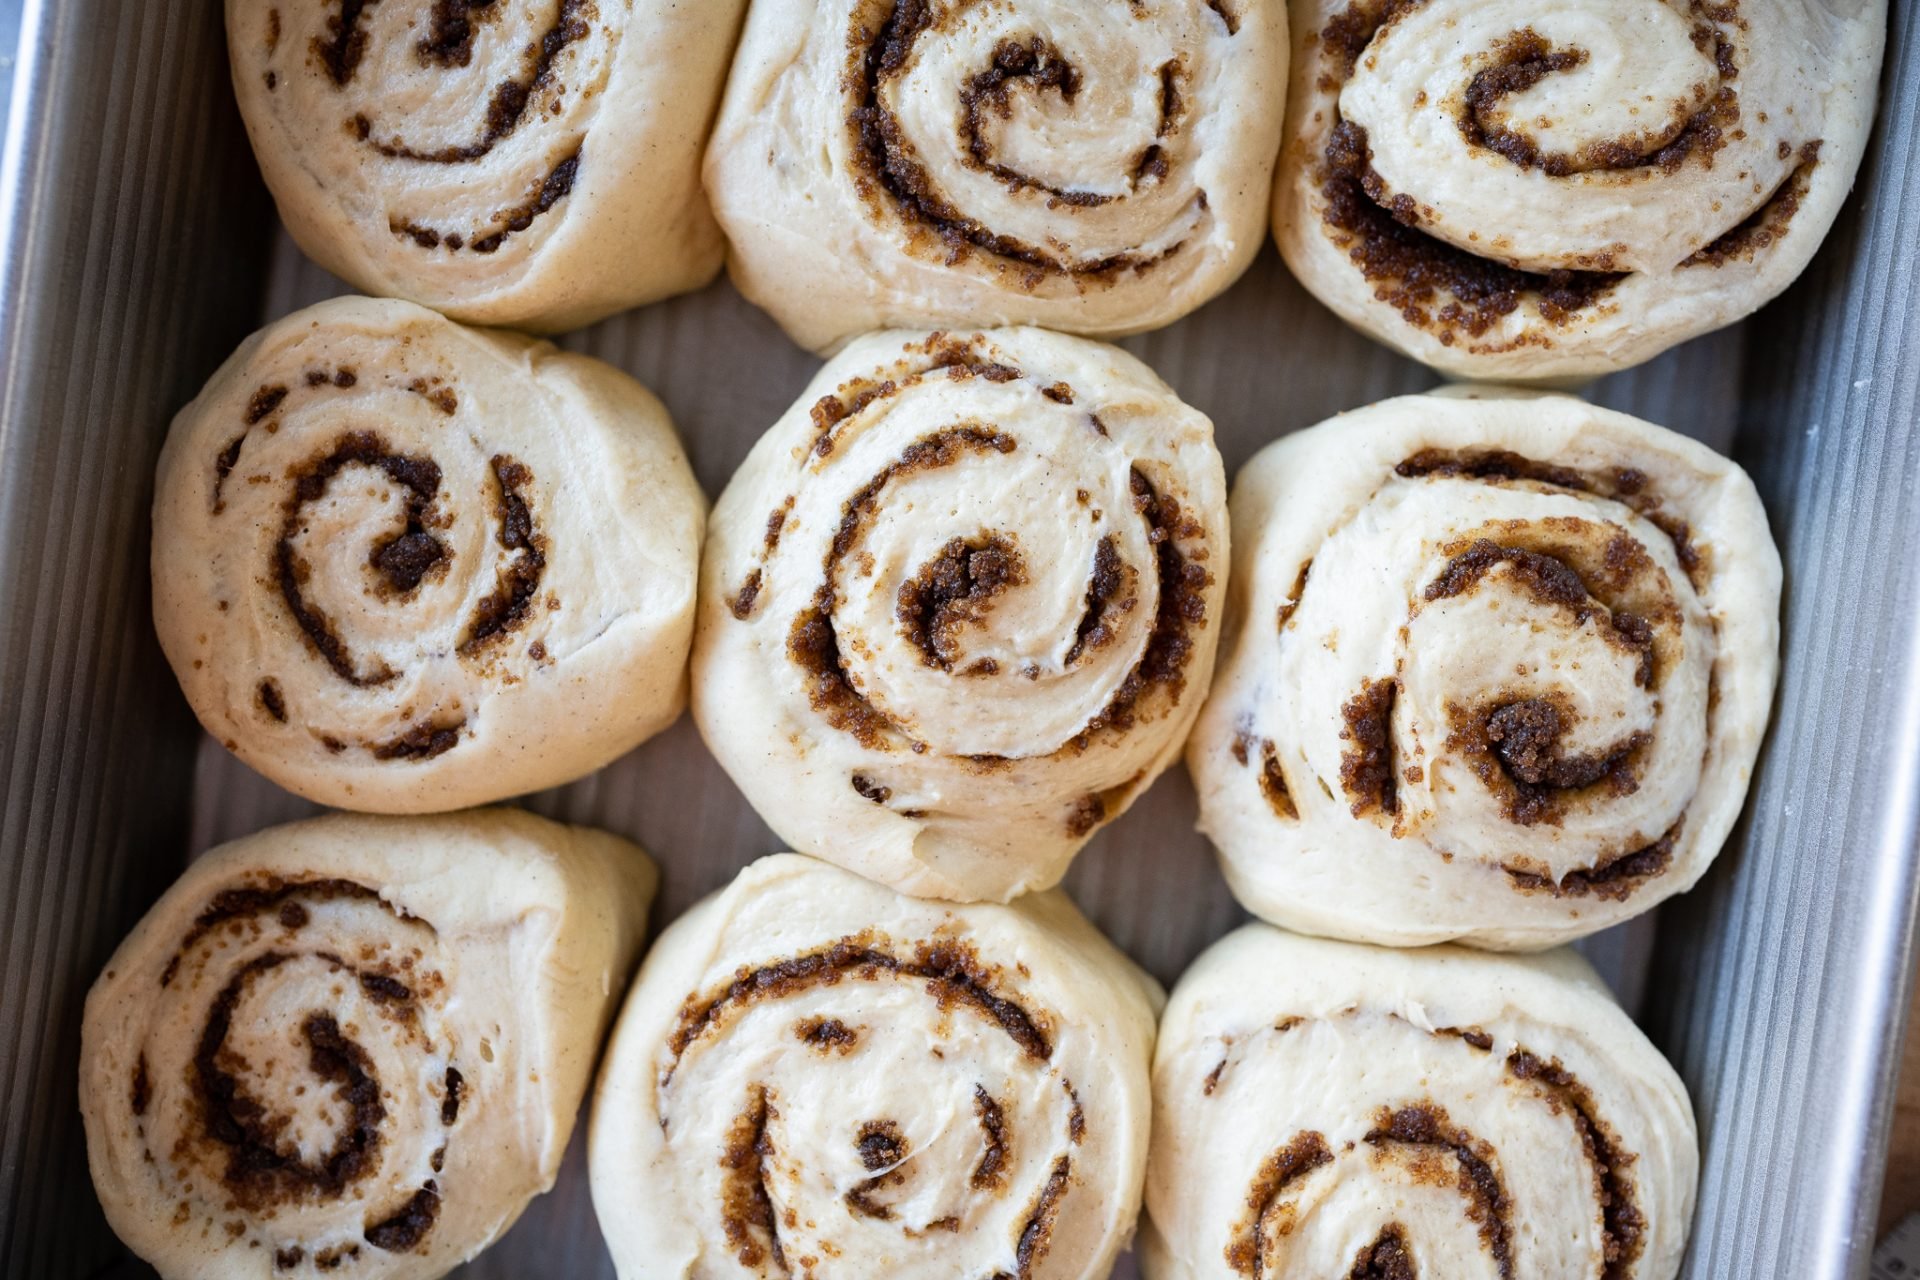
[82,819,1700,1279]
[225,0,1285,343]
[153,302,1784,949]
[154,308,1230,903]
[224,0,1886,377]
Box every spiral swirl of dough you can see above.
[589,853,1161,1280]
[1188,389,1780,949]
[80,810,654,1280]
[1271,0,1886,380]
[692,328,1227,902]
[1144,926,1697,1280]
[704,0,1288,353]
[227,0,748,330]
[153,296,704,814]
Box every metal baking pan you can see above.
[3,2,1917,1277]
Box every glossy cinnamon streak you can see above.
[215,368,548,764]
[155,878,455,1260]
[845,0,1222,279]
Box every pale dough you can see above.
[589,852,1162,1280]
[692,328,1228,902]
[1187,387,1780,949]
[153,296,705,813]
[80,809,656,1280]
[706,0,1288,353]
[1144,924,1697,1279]
[1272,0,1886,381]
[227,0,748,332]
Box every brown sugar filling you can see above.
[345,0,589,164]
[193,956,388,1210]
[1009,1156,1072,1276]
[1349,1225,1418,1280]
[846,1118,910,1220]
[790,419,1208,757]
[1073,469,1211,742]
[1339,678,1398,818]
[1683,141,1823,267]
[1321,119,1623,340]
[1258,743,1298,819]
[897,534,1027,670]
[1395,448,1708,589]
[1506,1050,1645,1276]
[363,1185,441,1253]
[681,937,1076,1275]
[1459,28,1737,177]
[275,432,445,687]
[1506,820,1682,901]
[667,934,1050,1072]
[1226,1024,1639,1277]
[796,1017,859,1053]
[1364,1104,1514,1279]
[370,718,464,761]
[972,1086,1010,1189]
[1064,535,1132,666]
[415,0,502,69]
[1444,689,1651,826]
[389,149,581,255]
[173,888,458,1255]
[460,454,546,652]
[1227,1130,1334,1275]
[1424,539,1657,686]
[719,1085,786,1271]
[257,679,288,723]
[162,877,413,988]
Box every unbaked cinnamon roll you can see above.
[692,328,1228,902]
[1272,0,1886,381]
[80,810,654,1280]
[1187,388,1780,949]
[589,853,1161,1280]
[153,296,704,814]
[1144,925,1697,1280]
[704,0,1288,354]
[227,0,748,331]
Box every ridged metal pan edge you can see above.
[1644,5,1920,1273]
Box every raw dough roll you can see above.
[80,810,655,1280]
[705,0,1288,353]
[1272,0,1886,381]
[1188,388,1780,949]
[153,296,704,814]
[1144,926,1697,1280]
[226,0,748,331]
[589,853,1161,1280]
[693,329,1228,902]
